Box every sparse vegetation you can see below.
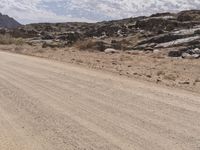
[75,39,97,50]
[0,10,200,94]
[0,34,14,45]
[0,34,24,45]
[75,39,106,51]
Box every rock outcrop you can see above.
[1,10,200,59]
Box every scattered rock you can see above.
[168,47,200,59]
[146,74,152,78]
[179,81,190,85]
[57,32,80,43]
[111,40,122,50]
[93,41,110,51]
[194,30,200,35]
[195,78,200,83]
[11,28,39,38]
[191,48,200,54]
[3,9,200,57]
[126,50,141,55]
[168,50,182,57]
[40,32,54,40]
[153,49,160,53]
[182,53,200,59]
[104,48,119,54]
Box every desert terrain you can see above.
[0,51,200,150]
[0,10,200,150]
[1,44,200,93]
[1,10,200,93]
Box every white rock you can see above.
[155,36,200,48]
[104,48,119,54]
[182,53,200,59]
[193,48,200,54]
[153,49,160,53]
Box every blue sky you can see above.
[1,0,200,24]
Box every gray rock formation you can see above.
[0,13,21,28]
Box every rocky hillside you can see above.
[0,13,21,28]
[3,10,200,59]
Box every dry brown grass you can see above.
[0,34,24,45]
[75,39,97,50]
[75,39,107,51]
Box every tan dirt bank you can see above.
[1,44,200,93]
[0,51,200,150]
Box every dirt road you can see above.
[0,51,200,150]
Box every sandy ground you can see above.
[0,51,200,150]
[1,44,200,93]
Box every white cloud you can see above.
[69,0,200,18]
[0,0,94,24]
[0,0,200,24]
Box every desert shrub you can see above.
[0,34,24,45]
[0,34,14,44]
[75,39,107,51]
[14,38,24,46]
[75,39,96,50]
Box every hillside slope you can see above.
[0,13,21,28]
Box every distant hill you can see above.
[0,13,21,28]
